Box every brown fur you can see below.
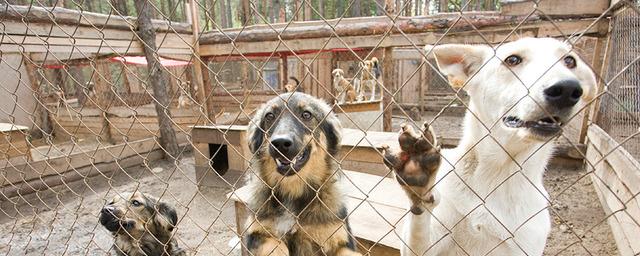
[332,69,357,104]
[359,57,380,101]
[99,192,185,256]
[245,92,360,256]
[284,76,302,93]
[381,123,441,215]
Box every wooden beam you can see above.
[188,0,210,124]
[0,4,192,33]
[199,18,608,56]
[382,47,394,132]
[500,0,610,17]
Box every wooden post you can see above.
[22,55,53,140]
[581,35,611,143]
[189,0,212,124]
[281,55,289,90]
[134,0,180,159]
[382,47,395,132]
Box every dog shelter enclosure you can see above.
[0,0,639,255]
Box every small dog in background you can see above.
[99,191,186,256]
[332,68,357,104]
[284,76,302,93]
[177,82,193,109]
[359,57,381,101]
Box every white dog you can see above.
[382,38,596,255]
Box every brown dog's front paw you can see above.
[389,123,441,213]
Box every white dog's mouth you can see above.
[503,116,563,137]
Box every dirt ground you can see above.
[0,112,618,255]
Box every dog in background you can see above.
[332,68,357,104]
[284,76,302,93]
[244,92,360,256]
[178,82,193,109]
[99,191,186,256]
[359,57,380,101]
[382,38,597,255]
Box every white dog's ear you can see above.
[425,44,492,89]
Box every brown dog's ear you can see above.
[155,202,178,232]
[425,44,492,90]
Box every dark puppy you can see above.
[244,92,360,256]
[99,192,185,256]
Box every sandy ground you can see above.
[0,157,618,255]
[0,112,618,255]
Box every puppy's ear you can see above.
[425,44,492,90]
[248,106,266,153]
[155,202,178,232]
[320,115,342,156]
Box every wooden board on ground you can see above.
[500,0,610,16]
[0,123,32,161]
[228,170,408,255]
[586,125,640,255]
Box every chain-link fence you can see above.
[0,0,639,255]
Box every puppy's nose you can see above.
[544,80,583,109]
[270,136,294,157]
[101,206,115,215]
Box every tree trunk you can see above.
[134,0,180,160]
[272,0,281,22]
[294,0,301,21]
[225,0,233,27]
[385,0,395,15]
[362,0,371,16]
[110,0,129,16]
[352,0,362,17]
[262,0,270,22]
[404,0,413,16]
[415,0,421,15]
[439,0,448,12]
[382,47,394,132]
[239,0,252,25]
[304,0,312,20]
[376,0,385,15]
[220,0,229,28]
[318,0,324,18]
[424,0,430,15]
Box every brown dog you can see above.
[332,69,357,104]
[284,76,302,93]
[99,192,185,256]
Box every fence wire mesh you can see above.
[0,0,639,255]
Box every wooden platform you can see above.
[191,124,403,187]
[0,123,31,163]
[228,170,408,255]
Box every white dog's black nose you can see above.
[544,80,583,109]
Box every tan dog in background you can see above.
[332,68,357,104]
[284,76,302,93]
[359,57,380,101]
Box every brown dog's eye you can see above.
[265,113,275,121]
[131,200,141,207]
[301,111,312,120]
[564,56,577,69]
[504,55,522,66]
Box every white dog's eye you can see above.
[564,56,577,69]
[131,200,141,207]
[301,111,312,120]
[504,55,522,66]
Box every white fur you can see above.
[401,38,597,255]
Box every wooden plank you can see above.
[199,19,607,56]
[334,101,383,113]
[0,4,191,33]
[587,125,640,195]
[500,0,610,16]
[0,138,158,186]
